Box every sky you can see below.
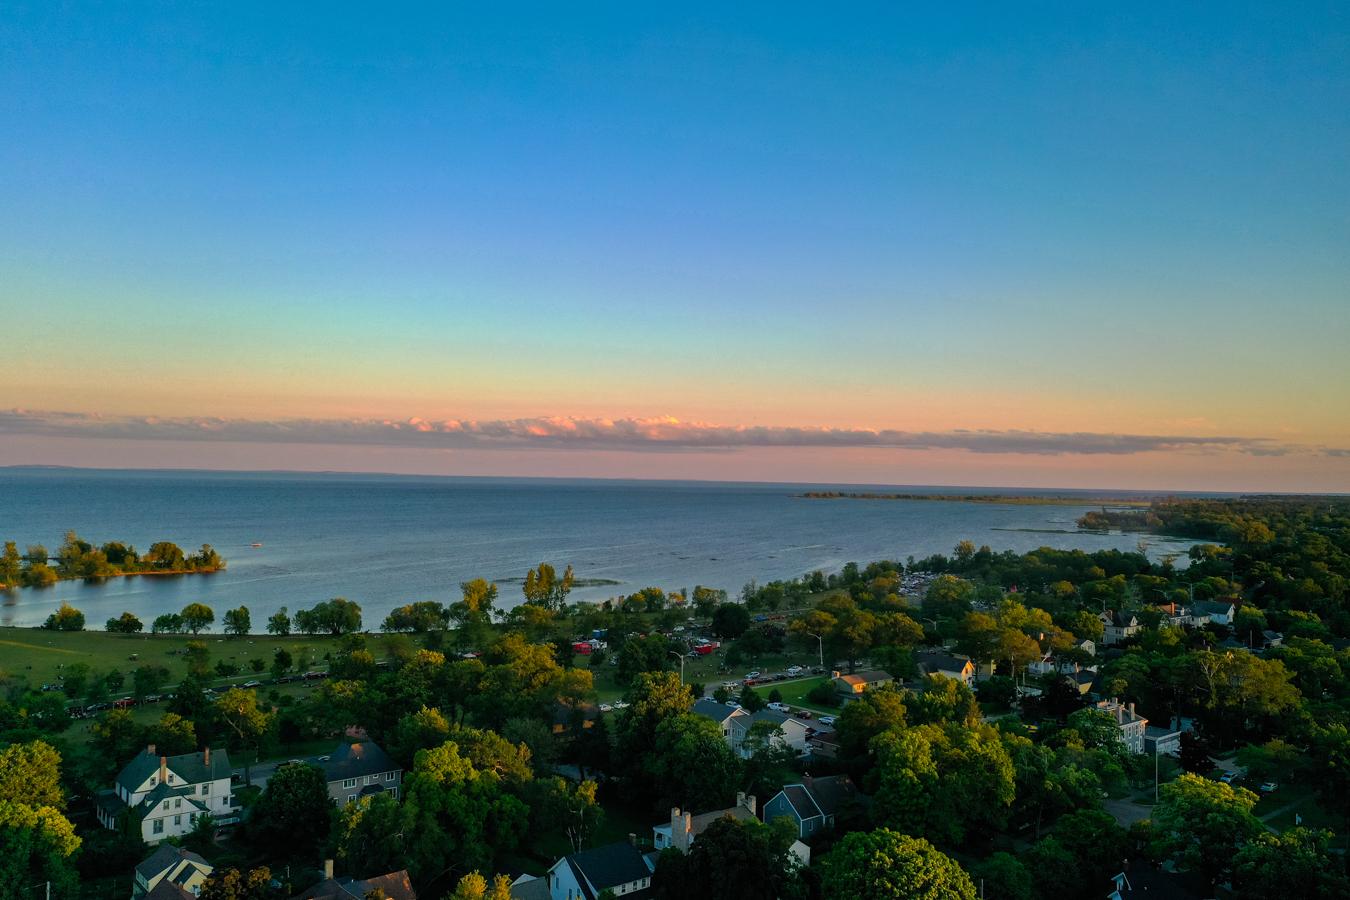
[1,3,1347,491]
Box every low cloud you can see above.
[3,409,1343,458]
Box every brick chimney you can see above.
[323,859,334,880]
[737,792,757,817]
[203,747,210,766]
[159,755,168,784]
[672,807,692,853]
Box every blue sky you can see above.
[2,3,1347,489]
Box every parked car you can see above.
[793,710,813,719]
[745,671,762,680]
[786,666,804,676]
[725,701,742,710]
[243,681,262,688]
[819,715,836,726]
[1259,781,1279,793]
[766,702,790,712]
[1220,771,1240,784]
[612,700,630,709]
[598,703,613,713]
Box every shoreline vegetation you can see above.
[800,491,1155,506]
[0,530,224,591]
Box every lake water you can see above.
[0,468,1195,629]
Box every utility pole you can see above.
[807,633,824,670]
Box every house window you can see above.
[174,815,182,826]
[365,775,374,785]
[343,778,356,788]
[390,788,398,799]
[175,799,182,809]
[153,819,164,834]
[385,772,395,781]
[168,774,175,783]
[202,783,210,795]
[347,794,357,803]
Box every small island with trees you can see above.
[0,530,224,588]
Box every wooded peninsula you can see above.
[0,530,224,589]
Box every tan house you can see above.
[914,650,977,688]
[831,669,894,700]
[133,845,212,899]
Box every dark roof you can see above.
[551,703,600,727]
[1071,670,1096,685]
[746,709,792,728]
[691,698,744,724]
[358,783,386,797]
[144,882,195,900]
[292,871,416,900]
[509,876,550,900]
[1192,599,1235,615]
[135,845,210,881]
[116,748,231,792]
[915,650,972,675]
[321,741,398,783]
[130,783,208,821]
[780,785,822,821]
[802,775,857,816]
[567,841,652,894]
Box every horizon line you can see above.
[4,463,1345,499]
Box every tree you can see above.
[148,713,197,756]
[334,792,417,881]
[42,602,84,632]
[270,648,293,682]
[1232,827,1350,899]
[222,606,251,636]
[447,871,513,900]
[132,665,170,699]
[152,613,184,634]
[821,829,975,900]
[184,641,211,677]
[214,688,273,784]
[181,602,215,634]
[737,683,766,712]
[971,852,1031,900]
[295,598,362,635]
[711,604,751,639]
[0,741,80,897]
[90,709,146,768]
[1178,730,1214,774]
[60,663,91,699]
[266,607,291,635]
[248,763,333,857]
[1151,773,1263,886]
[534,777,603,853]
[616,633,673,686]
[105,611,143,634]
[615,672,693,791]
[523,562,574,610]
[0,541,22,588]
[401,739,529,880]
[923,576,975,620]
[199,866,272,900]
[0,742,65,808]
[382,601,450,633]
[870,722,1015,846]
[648,714,742,812]
[653,815,802,900]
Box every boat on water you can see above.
[250,542,263,548]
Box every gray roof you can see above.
[800,775,857,817]
[116,748,231,793]
[130,783,208,821]
[135,845,209,881]
[321,741,398,783]
[291,871,416,900]
[566,841,652,895]
[691,698,744,725]
[780,784,822,821]
[1192,600,1235,615]
[144,883,195,900]
[915,650,972,675]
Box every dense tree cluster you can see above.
[0,532,223,589]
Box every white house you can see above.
[1192,600,1237,627]
[1093,699,1149,754]
[690,700,810,759]
[97,745,234,844]
[544,840,653,900]
[1100,611,1143,646]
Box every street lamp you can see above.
[806,633,824,671]
[669,650,685,686]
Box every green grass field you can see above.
[750,675,836,713]
[0,626,403,692]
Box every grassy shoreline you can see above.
[800,491,1154,506]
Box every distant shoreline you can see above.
[799,491,1155,507]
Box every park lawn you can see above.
[750,675,837,713]
[0,626,403,690]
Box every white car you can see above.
[1259,781,1278,793]
[613,700,630,709]
[819,715,836,726]
[745,671,761,679]
[786,666,804,676]
[766,702,791,712]
[725,701,742,710]
[598,703,613,713]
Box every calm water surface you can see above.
[0,469,1196,629]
